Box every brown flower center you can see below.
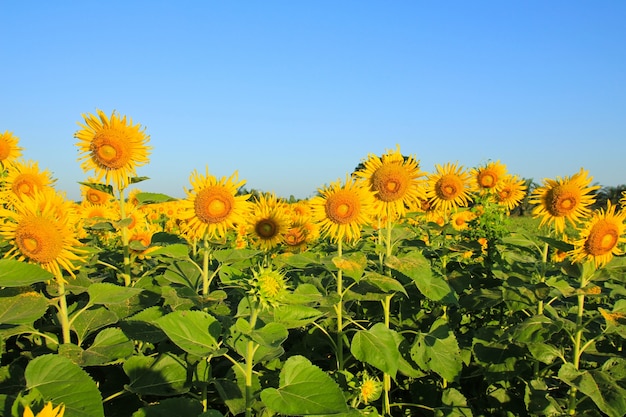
[546,185,580,216]
[478,171,497,188]
[371,164,409,202]
[91,131,131,169]
[436,175,463,200]
[255,218,278,239]
[585,219,619,256]
[15,217,63,263]
[325,190,360,224]
[194,186,234,224]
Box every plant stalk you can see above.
[335,238,344,370]
[56,277,71,344]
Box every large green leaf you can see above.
[25,354,104,417]
[350,323,400,378]
[131,397,204,417]
[386,252,457,304]
[0,259,53,287]
[70,305,119,345]
[270,305,323,328]
[162,260,202,290]
[559,362,626,417]
[156,310,222,357]
[148,244,190,258]
[59,328,134,366]
[134,192,177,204]
[411,317,462,382]
[332,252,367,281]
[0,289,49,325]
[261,355,349,415]
[87,282,143,305]
[124,353,189,396]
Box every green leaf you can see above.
[131,397,204,417]
[71,305,119,344]
[559,363,626,417]
[439,387,474,417]
[156,310,222,357]
[270,305,323,328]
[250,322,289,349]
[0,289,49,324]
[359,272,408,296]
[350,323,400,378]
[134,192,177,204]
[121,306,168,343]
[0,259,53,286]
[411,317,462,382]
[59,328,134,366]
[87,282,143,305]
[124,353,189,396]
[261,355,349,415]
[162,260,202,290]
[332,252,367,281]
[148,243,190,258]
[386,252,457,304]
[25,354,104,417]
[214,363,261,416]
[212,248,260,264]
[78,181,113,195]
[511,315,563,344]
[130,176,150,184]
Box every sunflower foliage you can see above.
[1,128,626,417]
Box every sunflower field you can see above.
[1,110,626,417]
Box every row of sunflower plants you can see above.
[0,111,625,417]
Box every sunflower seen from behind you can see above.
[425,162,474,213]
[530,168,599,234]
[179,167,250,241]
[354,145,426,221]
[75,109,151,191]
[0,130,23,169]
[570,202,626,268]
[310,175,375,244]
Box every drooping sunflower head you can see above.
[471,160,508,194]
[496,175,527,212]
[0,189,85,280]
[179,167,250,240]
[1,160,55,202]
[530,168,600,233]
[248,265,290,310]
[425,162,474,213]
[570,202,626,268]
[310,175,376,244]
[246,193,291,251]
[75,109,152,190]
[0,130,23,168]
[354,145,426,220]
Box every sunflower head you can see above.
[81,182,114,205]
[248,265,290,310]
[22,402,65,417]
[570,202,626,268]
[358,373,382,405]
[75,109,152,190]
[1,160,55,201]
[0,131,23,168]
[247,193,290,251]
[531,169,600,233]
[310,175,375,243]
[179,167,250,240]
[471,161,508,193]
[496,175,527,211]
[425,162,474,213]
[450,209,476,231]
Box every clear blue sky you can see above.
[2,1,625,201]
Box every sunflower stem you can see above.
[567,266,591,415]
[381,217,394,416]
[118,187,132,286]
[245,302,260,417]
[202,232,211,296]
[335,238,345,371]
[56,277,71,344]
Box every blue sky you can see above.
[2,1,625,201]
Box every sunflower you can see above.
[496,175,527,211]
[530,169,599,233]
[23,402,65,417]
[354,145,426,220]
[450,209,476,231]
[570,202,626,268]
[0,131,23,168]
[1,160,55,202]
[80,181,113,205]
[246,193,290,251]
[471,160,508,194]
[310,176,375,243]
[424,162,474,213]
[359,373,382,405]
[248,265,290,310]
[75,109,151,190]
[178,167,250,240]
[0,189,84,280]
[620,191,626,210]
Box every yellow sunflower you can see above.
[496,175,527,211]
[1,160,55,203]
[425,162,474,213]
[310,175,375,243]
[570,202,626,268]
[80,181,113,205]
[354,145,426,220]
[178,167,250,240]
[0,189,85,280]
[23,402,65,417]
[450,209,476,231]
[0,130,23,168]
[471,160,508,194]
[75,109,152,190]
[246,193,290,251]
[530,169,599,233]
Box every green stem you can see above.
[245,304,260,417]
[202,232,211,296]
[537,242,549,315]
[118,187,131,286]
[56,278,71,344]
[567,290,586,415]
[381,218,394,416]
[335,239,344,370]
